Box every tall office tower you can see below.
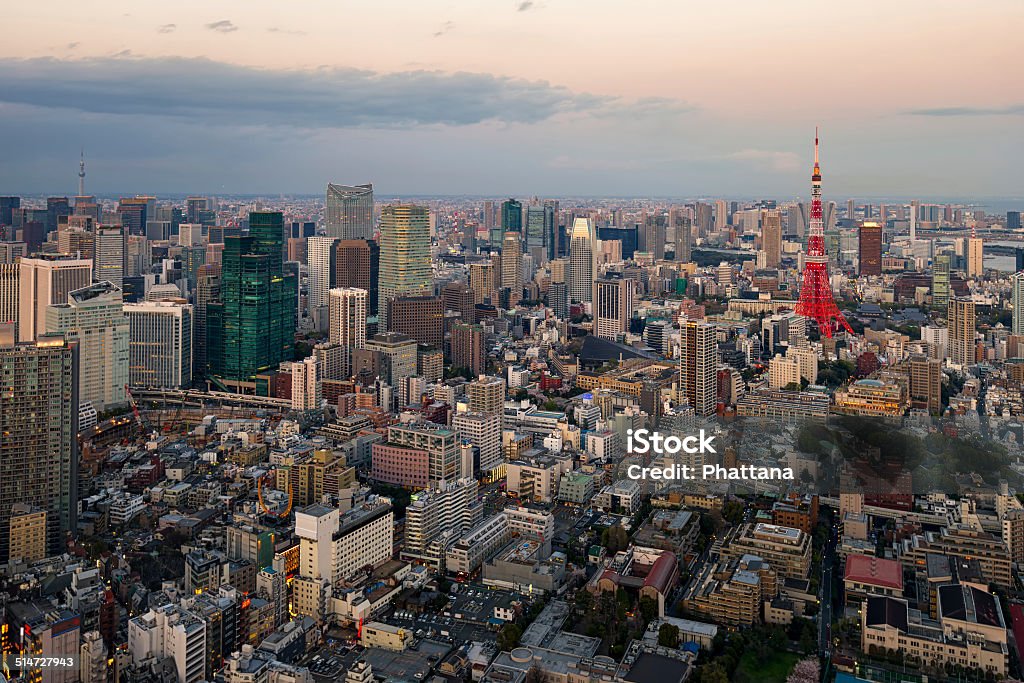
[325,183,374,240]
[495,198,522,247]
[124,301,193,388]
[501,232,523,307]
[194,264,220,378]
[45,281,128,412]
[468,375,504,416]
[694,202,713,237]
[568,217,596,304]
[548,281,569,319]
[18,255,93,343]
[1008,212,1022,230]
[0,242,27,264]
[452,324,487,376]
[967,232,984,278]
[0,332,78,562]
[329,287,368,379]
[186,197,208,224]
[947,298,976,367]
[679,320,717,416]
[787,203,808,238]
[643,214,666,260]
[910,200,920,240]
[543,200,558,261]
[94,226,127,289]
[795,131,853,338]
[177,223,205,247]
[290,355,321,411]
[846,198,855,219]
[206,211,297,385]
[57,226,94,261]
[378,204,431,331]
[0,263,16,332]
[469,261,496,304]
[403,478,482,560]
[674,217,692,263]
[452,412,502,475]
[365,331,417,386]
[1013,273,1024,336]
[482,200,495,232]
[307,235,337,328]
[442,281,476,323]
[932,254,952,307]
[388,294,444,348]
[334,239,380,314]
[907,355,942,415]
[128,604,208,683]
[594,276,633,340]
[525,203,545,254]
[117,197,151,236]
[858,221,883,276]
[46,197,70,236]
[762,210,783,268]
[714,199,729,230]
[0,196,20,227]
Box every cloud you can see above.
[157,24,176,34]
[112,49,133,58]
[205,20,238,33]
[907,105,1024,117]
[433,21,455,38]
[267,27,307,36]
[517,1,535,11]
[0,56,627,129]
[66,42,80,50]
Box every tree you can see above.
[497,623,523,651]
[601,525,629,553]
[657,623,679,648]
[721,500,745,525]
[786,658,820,683]
[639,596,658,623]
[697,662,729,683]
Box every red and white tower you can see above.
[795,129,853,338]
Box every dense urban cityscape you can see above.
[1,128,1024,683]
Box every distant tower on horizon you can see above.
[78,149,86,197]
[795,129,853,338]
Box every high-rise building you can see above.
[388,294,444,348]
[403,478,481,564]
[714,199,729,230]
[194,264,220,379]
[375,423,460,485]
[525,203,545,254]
[694,202,713,236]
[1008,212,1022,230]
[117,197,152,236]
[679,320,717,416]
[207,211,297,385]
[329,287,368,379]
[452,324,486,377]
[543,200,558,262]
[45,281,128,413]
[186,197,208,224]
[46,196,70,236]
[125,301,193,388]
[128,604,207,683]
[762,210,783,268]
[307,235,337,328]
[365,332,417,387]
[18,255,93,343]
[0,196,20,227]
[501,231,523,308]
[0,332,78,562]
[325,183,374,240]
[378,204,431,330]
[858,221,883,276]
[496,198,522,246]
[568,217,596,304]
[967,235,984,279]
[932,254,952,307]
[95,226,127,289]
[947,298,976,367]
[907,355,942,415]
[1012,272,1024,337]
[468,375,505,416]
[0,263,16,333]
[452,412,503,475]
[548,281,569,320]
[334,239,380,315]
[468,261,496,304]
[594,276,633,340]
[290,355,321,411]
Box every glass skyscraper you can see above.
[325,183,374,240]
[378,204,431,331]
[207,211,297,385]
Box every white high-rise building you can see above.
[403,478,481,562]
[568,217,596,304]
[452,411,503,473]
[18,255,93,343]
[967,236,984,279]
[328,287,368,379]
[177,223,205,247]
[769,353,802,389]
[45,281,128,412]
[94,226,127,289]
[128,604,207,683]
[290,355,321,411]
[295,498,393,585]
[124,300,193,388]
[1012,272,1024,337]
[307,236,337,329]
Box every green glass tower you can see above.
[207,211,297,385]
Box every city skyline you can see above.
[1,2,1021,197]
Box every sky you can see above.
[1,0,1021,199]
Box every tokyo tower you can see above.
[795,129,853,338]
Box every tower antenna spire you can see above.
[78,148,86,197]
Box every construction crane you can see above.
[124,385,146,431]
[256,469,294,519]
